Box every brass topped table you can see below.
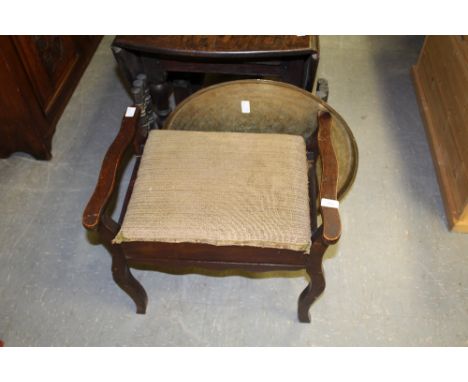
[165,79,358,201]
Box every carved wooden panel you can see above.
[13,36,79,115]
[33,36,66,80]
[0,37,48,158]
[0,36,101,159]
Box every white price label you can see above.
[321,198,339,209]
[125,107,136,117]
[241,100,250,113]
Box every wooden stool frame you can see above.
[83,107,342,323]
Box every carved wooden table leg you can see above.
[149,76,173,122]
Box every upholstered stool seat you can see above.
[114,129,312,253]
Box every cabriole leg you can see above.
[298,254,326,323]
[110,246,148,314]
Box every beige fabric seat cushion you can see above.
[114,130,311,253]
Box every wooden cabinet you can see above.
[0,36,102,159]
[412,36,468,232]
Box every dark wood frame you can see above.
[83,107,340,322]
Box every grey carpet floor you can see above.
[0,36,467,346]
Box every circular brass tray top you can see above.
[164,79,358,200]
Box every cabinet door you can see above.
[0,37,51,159]
[13,36,80,116]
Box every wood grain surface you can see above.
[412,36,468,232]
[114,35,318,58]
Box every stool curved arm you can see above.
[82,107,148,314]
[317,111,341,245]
[82,108,140,232]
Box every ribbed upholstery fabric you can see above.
[114,130,311,253]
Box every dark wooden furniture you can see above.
[111,35,319,121]
[412,36,468,232]
[0,36,102,159]
[83,80,357,322]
